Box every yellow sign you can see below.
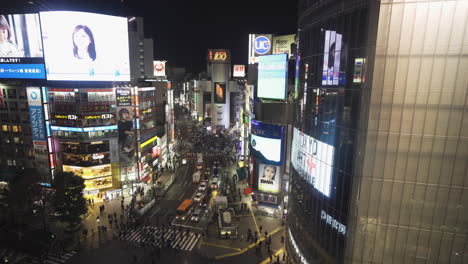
[140,135,158,148]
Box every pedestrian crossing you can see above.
[31,250,77,264]
[119,226,201,252]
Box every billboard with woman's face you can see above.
[0,14,45,79]
[258,163,280,193]
[40,11,130,81]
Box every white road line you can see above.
[150,207,161,217]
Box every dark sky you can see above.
[4,0,298,73]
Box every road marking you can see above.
[88,206,96,216]
[150,207,161,217]
[259,248,284,264]
[200,241,241,251]
[178,191,186,200]
[248,203,260,235]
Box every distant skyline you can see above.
[2,0,298,73]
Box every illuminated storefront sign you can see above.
[63,164,112,179]
[140,135,158,149]
[248,34,272,64]
[116,88,132,106]
[92,153,105,160]
[233,65,245,77]
[321,210,346,235]
[84,176,112,191]
[51,125,117,132]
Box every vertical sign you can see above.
[116,88,136,181]
[27,87,48,168]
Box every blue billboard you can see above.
[250,120,284,165]
[258,54,288,100]
[29,105,46,141]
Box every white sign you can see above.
[321,210,346,235]
[153,61,166,77]
[272,34,295,58]
[233,65,245,77]
[258,164,280,194]
[291,128,334,197]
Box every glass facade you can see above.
[289,0,468,263]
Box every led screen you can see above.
[322,30,342,85]
[40,11,130,81]
[291,128,334,197]
[214,82,226,104]
[250,120,283,165]
[0,14,45,79]
[258,163,280,193]
[258,54,288,100]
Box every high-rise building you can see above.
[287,0,468,263]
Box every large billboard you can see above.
[248,34,272,64]
[153,61,166,77]
[40,11,130,81]
[0,14,45,79]
[272,34,296,59]
[214,82,226,104]
[258,163,280,193]
[116,87,136,181]
[322,30,342,85]
[291,128,334,197]
[258,54,288,100]
[27,87,49,168]
[250,120,283,165]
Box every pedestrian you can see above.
[277,254,280,263]
[259,225,263,234]
[283,252,286,261]
[265,231,268,237]
[270,254,273,263]
[240,233,244,241]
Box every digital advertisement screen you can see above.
[258,163,280,193]
[291,128,334,197]
[258,54,288,100]
[214,82,226,104]
[322,30,342,85]
[250,120,283,165]
[62,152,110,167]
[63,164,112,179]
[40,11,130,81]
[0,14,45,79]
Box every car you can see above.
[194,192,204,202]
[204,168,211,176]
[199,182,207,191]
[211,177,219,189]
[191,208,202,222]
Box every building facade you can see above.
[287,0,468,263]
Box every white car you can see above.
[194,192,204,202]
[199,182,207,191]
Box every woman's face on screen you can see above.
[73,29,91,49]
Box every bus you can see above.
[196,153,203,170]
[176,199,193,220]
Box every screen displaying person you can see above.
[118,108,135,162]
[72,25,96,62]
[262,164,277,182]
[0,15,21,57]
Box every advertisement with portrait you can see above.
[322,30,347,86]
[40,11,130,81]
[249,120,284,165]
[291,128,334,197]
[258,54,288,100]
[0,14,45,79]
[258,163,281,194]
[214,82,226,104]
[272,34,296,59]
[117,105,135,163]
[153,60,166,77]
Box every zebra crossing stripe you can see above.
[188,234,201,251]
[46,255,66,263]
[180,233,195,250]
[184,234,197,251]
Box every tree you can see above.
[52,172,87,227]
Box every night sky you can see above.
[4,0,298,73]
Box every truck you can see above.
[192,170,201,184]
[196,153,203,170]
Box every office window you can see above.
[2,125,8,132]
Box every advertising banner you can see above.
[258,54,288,100]
[233,65,245,77]
[250,120,283,165]
[40,11,130,81]
[207,49,231,64]
[214,82,226,104]
[258,163,280,194]
[63,164,112,179]
[248,34,272,64]
[153,61,166,77]
[272,34,296,59]
[27,87,49,167]
[117,87,136,181]
[62,152,110,167]
[0,14,46,79]
[322,30,342,85]
[291,128,334,197]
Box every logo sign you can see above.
[92,153,105,160]
[233,65,245,77]
[116,88,132,106]
[153,61,166,77]
[254,36,271,55]
[208,49,230,63]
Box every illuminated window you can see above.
[14,137,20,144]
[12,126,19,132]
[2,125,8,132]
